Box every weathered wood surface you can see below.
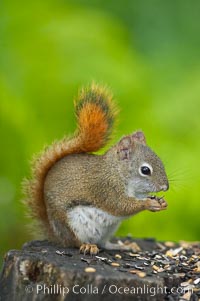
[0,238,200,301]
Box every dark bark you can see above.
[0,238,200,301]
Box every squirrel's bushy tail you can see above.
[75,84,117,152]
[23,83,118,235]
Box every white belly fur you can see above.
[67,206,125,246]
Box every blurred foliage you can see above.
[1,0,200,263]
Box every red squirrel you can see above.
[23,83,169,255]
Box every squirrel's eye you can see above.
[139,163,153,177]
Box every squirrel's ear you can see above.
[131,131,146,145]
[117,136,132,160]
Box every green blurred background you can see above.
[1,0,200,262]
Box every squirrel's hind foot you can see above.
[79,243,99,255]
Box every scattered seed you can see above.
[124,262,135,268]
[81,258,95,265]
[173,247,183,255]
[157,268,165,273]
[129,269,146,277]
[166,247,183,257]
[56,250,64,255]
[95,256,107,261]
[180,255,188,261]
[164,241,176,247]
[192,255,198,259]
[161,260,170,265]
[156,242,166,250]
[165,250,173,257]
[138,256,149,261]
[55,250,72,257]
[76,238,200,296]
[111,262,120,267]
[181,262,189,266]
[41,249,48,254]
[117,240,124,246]
[129,269,137,274]
[180,241,198,249]
[95,256,112,264]
[152,265,160,271]
[181,291,191,301]
[181,281,190,287]
[137,272,146,278]
[84,267,96,273]
[173,273,186,277]
[162,255,170,262]
[128,253,140,257]
[122,241,141,252]
[135,265,144,270]
[194,261,200,272]
[194,278,200,285]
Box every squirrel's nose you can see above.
[161,182,169,191]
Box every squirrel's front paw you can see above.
[79,243,99,255]
[146,197,168,212]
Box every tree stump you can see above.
[0,238,200,301]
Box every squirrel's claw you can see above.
[147,197,168,212]
[79,243,99,255]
